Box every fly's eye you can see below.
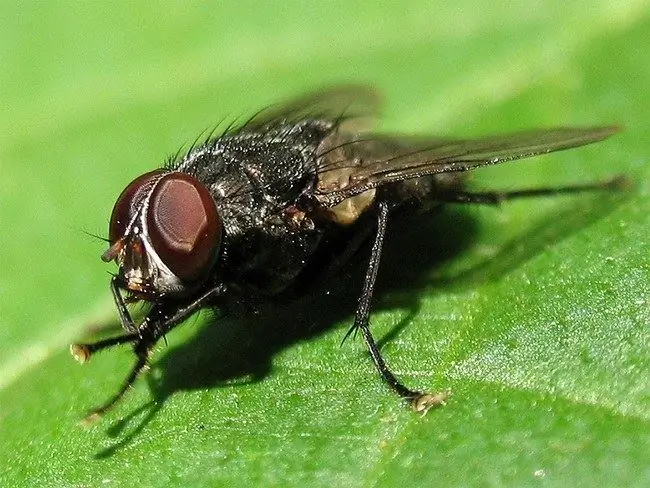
[147,172,221,282]
[109,170,166,243]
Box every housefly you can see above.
[71,86,625,422]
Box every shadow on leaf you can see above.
[91,189,629,458]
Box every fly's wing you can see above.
[241,85,382,134]
[315,126,621,205]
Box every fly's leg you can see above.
[437,174,629,204]
[70,333,139,363]
[71,285,224,423]
[351,201,450,414]
[77,340,151,425]
[109,276,136,332]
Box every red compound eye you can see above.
[108,170,166,244]
[146,172,221,282]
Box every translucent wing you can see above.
[242,85,381,133]
[315,126,621,205]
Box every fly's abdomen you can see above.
[383,172,468,205]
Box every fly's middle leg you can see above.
[350,201,450,414]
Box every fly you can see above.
[71,86,626,422]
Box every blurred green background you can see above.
[0,1,648,487]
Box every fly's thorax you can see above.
[103,169,223,299]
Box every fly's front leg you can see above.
[77,337,152,425]
[109,276,136,332]
[71,285,224,423]
[351,201,450,414]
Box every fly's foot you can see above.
[70,332,139,366]
[409,390,452,415]
[606,174,632,190]
[70,344,92,363]
[78,411,103,427]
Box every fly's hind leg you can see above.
[436,174,629,205]
[350,201,450,414]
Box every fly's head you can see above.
[102,170,222,300]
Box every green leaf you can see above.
[1,1,648,487]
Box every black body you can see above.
[175,118,455,299]
[71,87,623,422]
